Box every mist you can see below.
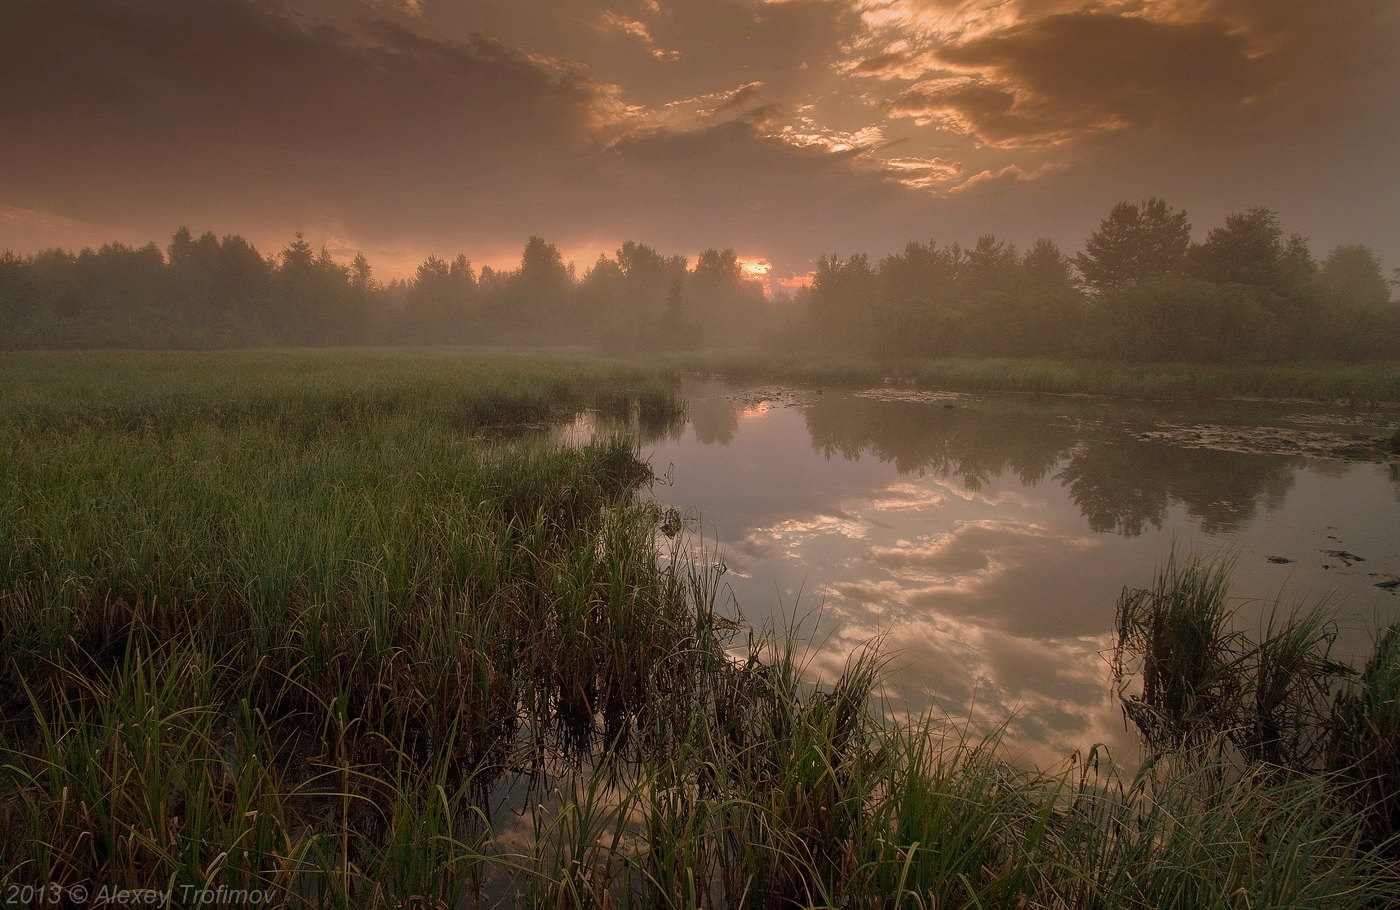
[4,201,1395,361]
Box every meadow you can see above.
[0,349,1394,908]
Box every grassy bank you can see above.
[657,350,1400,403]
[0,350,1394,907]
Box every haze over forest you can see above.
[2,0,1398,292]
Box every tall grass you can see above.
[1113,550,1400,866]
[1113,551,1245,753]
[0,351,1394,907]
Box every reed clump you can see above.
[1113,550,1400,864]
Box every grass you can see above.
[0,350,1395,907]
[653,350,1400,403]
[1113,550,1399,859]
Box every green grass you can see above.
[0,350,1394,907]
[653,350,1400,402]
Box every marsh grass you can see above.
[1112,550,1362,767]
[0,351,1394,907]
[1113,551,1245,753]
[658,350,1400,403]
[1329,623,1400,850]
[1113,550,1400,868]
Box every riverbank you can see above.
[654,350,1400,404]
[0,350,1394,907]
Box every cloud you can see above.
[884,12,1256,147]
[949,161,1063,193]
[0,1,631,246]
[869,519,1068,581]
[1,0,1396,277]
[601,10,681,59]
[0,0,926,273]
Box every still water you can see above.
[583,380,1400,769]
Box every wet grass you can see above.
[0,351,1395,907]
[1114,551,1400,859]
[657,351,1400,403]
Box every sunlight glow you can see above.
[738,256,772,278]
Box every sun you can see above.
[737,256,772,279]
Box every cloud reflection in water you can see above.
[643,380,1400,769]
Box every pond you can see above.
[575,379,1400,769]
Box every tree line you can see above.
[1,199,1396,360]
[804,201,1397,361]
[0,229,771,351]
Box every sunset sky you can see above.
[2,0,1397,283]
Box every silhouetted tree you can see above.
[1184,209,1331,357]
[0,250,35,346]
[74,242,167,343]
[1311,244,1399,359]
[350,252,375,294]
[579,254,625,332]
[269,234,359,344]
[1077,198,1191,293]
[215,233,274,342]
[512,236,572,330]
[404,254,476,342]
[1189,208,1288,292]
[960,235,1019,298]
[690,248,763,340]
[1021,238,1078,296]
[809,252,878,349]
[1011,238,1086,356]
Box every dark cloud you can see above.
[885,12,1256,147]
[597,118,924,252]
[854,52,914,75]
[0,0,624,246]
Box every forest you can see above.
[2,199,1396,361]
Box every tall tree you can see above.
[216,233,274,342]
[1021,238,1078,296]
[509,236,572,335]
[809,252,876,346]
[690,248,763,339]
[1011,238,1085,356]
[960,234,1020,298]
[1189,208,1287,291]
[1076,198,1191,293]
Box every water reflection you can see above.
[688,394,741,445]
[803,392,1300,536]
[807,394,1072,488]
[631,381,1400,768]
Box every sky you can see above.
[2,0,1397,283]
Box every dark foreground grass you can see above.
[0,351,1395,907]
[658,350,1400,403]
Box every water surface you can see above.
[589,380,1400,768]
